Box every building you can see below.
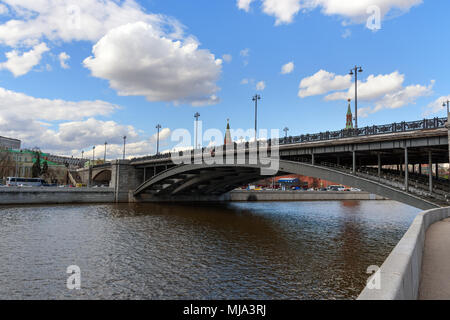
[255,175,341,190]
[43,154,87,168]
[0,149,68,184]
[224,119,232,145]
[346,98,353,129]
[0,136,21,150]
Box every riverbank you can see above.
[0,187,387,205]
[0,187,114,204]
[229,190,387,202]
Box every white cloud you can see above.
[325,71,405,101]
[59,52,70,69]
[358,81,433,116]
[375,81,433,108]
[240,48,250,57]
[0,86,161,158]
[222,54,232,63]
[150,127,171,142]
[241,78,250,85]
[0,0,188,78]
[240,48,250,66]
[0,0,179,47]
[281,61,294,74]
[423,96,450,117]
[0,42,49,77]
[262,0,302,25]
[315,0,422,23]
[0,86,118,122]
[256,81,266,91]
[298,70,351,98]
[83,22,222,106]
[237,0,256,12]
[342,29,351,39]
[238,0,422,26]
[0,4,8,14]
[299,69,433,116]
[54,118,139,149]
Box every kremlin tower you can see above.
[346,98,354,130]
[224,119,233,145]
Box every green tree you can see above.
[32,152,41,178]
[42,160,48,175]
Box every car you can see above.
[328,185,346,192]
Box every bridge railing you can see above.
[130,117,448,163]
[280,117,447,145]
[91,163,112,169]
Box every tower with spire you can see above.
[224,119,232,145]
[346,98,354,130]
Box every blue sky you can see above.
[0,0,449,158]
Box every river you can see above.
[0,201,420,300]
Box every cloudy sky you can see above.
[0,0,448,158]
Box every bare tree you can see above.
[0,149,15,180]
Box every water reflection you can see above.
[0,201,420,300]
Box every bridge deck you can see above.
[419,218,450,299]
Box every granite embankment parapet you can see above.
[358,207,450,300]
[0,187,114,204]
[0,188,387,205]
[229,190,386,201]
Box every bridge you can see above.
[77,117,450,210]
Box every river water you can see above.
[0,200,419,300]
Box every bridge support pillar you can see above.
[88,166,92,188]
[110,160,144,202]
[352,151,356,174]
[311,153,315,165]
[404,147,409,192]
[377,153,381,178]
[428,151,433,194]
[447,115,450,169]
[435,163,439,180]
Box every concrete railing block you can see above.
[358,206,450,300]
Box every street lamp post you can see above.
[81,150,84,160]
[252,94,261,140]
[349,66,363,129]
[104,142,107,162]
[443,100,450,115]
[156,124,161,155]
[194,112,200,150]
[123,136,126,160]
[92,146,95,163]
[283,127,289,139]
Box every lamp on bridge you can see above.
[349,66,363,129]
[443,100,449,115]
[104,142,107,162]
[252,94,261,140]
[194,112,200,150]
[156,124,162,155]
[92,145,95,163]
[123,136,126,160]
[283,127,289,139]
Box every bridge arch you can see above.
[92,169,112,186]
[133,160,439,210]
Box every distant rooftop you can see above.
[0,136,20,142]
